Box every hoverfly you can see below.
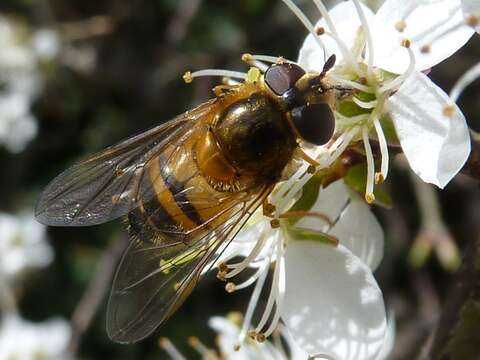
[35,55,339,344]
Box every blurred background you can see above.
[0,0,478,359]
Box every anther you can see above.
[466,15,479,28]
[401,38,412,49]
[365,193,376,204]
[217,271,227,282]
[242,53,253,62]
[270,219,280,229]
[307,165,317,174]
[247,330,257,339]
[375,172,385,185]
[225,282,236,293]
[256,333,267,343]
[420,44,431,54]
[187,336,200,347]
[183,71,193,83]
[233,344,241,351]
[218,262,229,272]
[443,105,456,118]
[263,203,276,216]
[315,26,325,35]
[395,20,407,32]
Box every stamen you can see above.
[241,54,269,72]
[352,96,378,109]
[159,337,186,360]
[254,233,283,334]
[362,125,376,204]
[373,114,389,183]
[244,53,294,65]
[224,234,267,280]
[280,0,328,59]
[187,337,213,357]
[183,69,247,83]
[450,62,480,102]
[351,0,375,78]
[334,111,370,126]
[328,74,374,93]
[274,126,357,215]
[312,0,359,71]
[238,258,269,344]
[233,260,270,291]
[263,250,285,338]
[379,40,415,94]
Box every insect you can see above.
[35,55,339,344]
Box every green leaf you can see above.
[337,100,371,117]
[344,163,393,208]
[286,175,323,225]
[286,226,338,246]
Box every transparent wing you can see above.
[106,185,272,344]
[35,100,217,227]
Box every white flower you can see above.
[294,0,471,195]
[214,180,389,360]
[0,315,71,360]
[0,211,53,277]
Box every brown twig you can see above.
[68,233,129,355]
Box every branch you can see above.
[68,233,129,355]
[424,234,480,359]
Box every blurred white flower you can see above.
[0,314,71,360]
[0,15,60,153]
[0,93,38,153]
[0,211,53,277]
[32,29,61,61]
[294,0,471,199]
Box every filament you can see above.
[312,0,358,71]
[280,0,328,59]
[254,233,283,334]
[225,231,268,278]
[373,114,389,182]
[352,96,378,109]
[362,125,375,204]
[238,256,269,344]
[450,61,480,102]
[329,74,374,93]
[379,42,416,94]
[184,69,247,83]
[159,338,186,360]
[351,0,375,78]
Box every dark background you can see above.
[0,0,479,358]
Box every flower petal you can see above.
[295,180,384,270]
[373,0,474,73]
[462,0,480,33]
[388,71,470,188]
[281,241,387,360]
[298,1,374,71]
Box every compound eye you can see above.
[291,103,335,146]
[264,63,305,96]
